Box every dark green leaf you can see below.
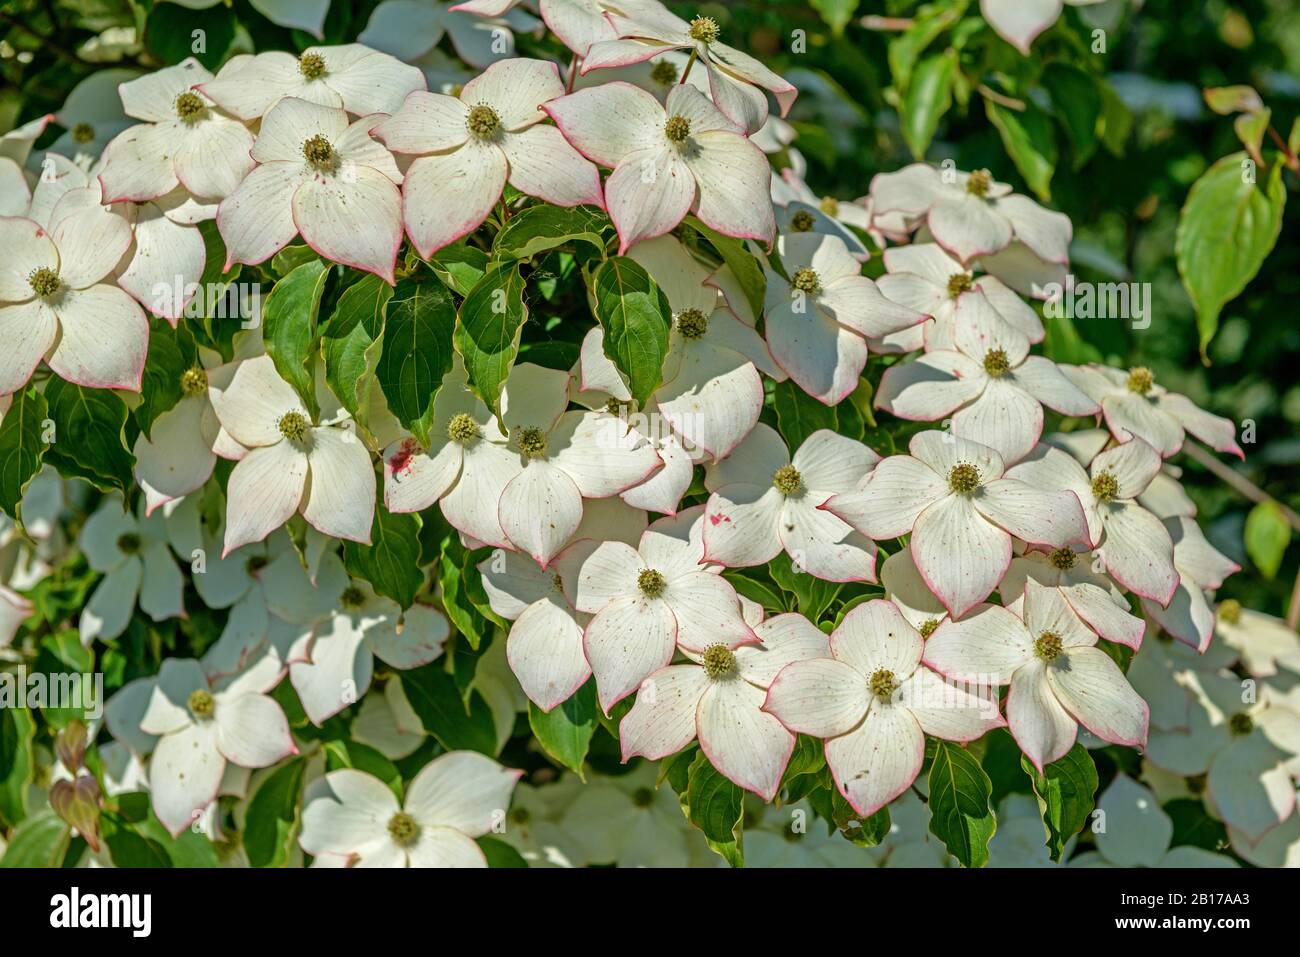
[343,505,424,609]
[985,98,1057,201]
[262,259,329,418]
[455,261,529,417]
[683,215,766,320]
[377,278,458,445]
[493,204,609,261]
[323,274,393,430]
[0,706,34,827]
[41,378,134,495]
[0,811,70,867]
[1021,743,1098,862]
[901,50,956,159]
[1043,63,1102,168]
[528,681,598,779]
[589,257,671,407]
[927,739,996,867]
[402,665,498,755]
[773,378,837,452]
[244,757,307,867]
[478,835,529,867]
[0,386,49,522]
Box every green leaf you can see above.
[829,786,891,847]
[402,665,498,755]
[528,681,598,779]
[773,379,837,452]
[770,553,841,621]
[377,277,458,445]
[144,2,234,69]
[1244,500,1291,580]
[1176,153,1286,356]
[1097,81,1133,156]
[927,739,996,867]
[901,50,956,159]
[1203,85,1264,115]
[494,205,609,261]
[589,257,671,408]
[262,259,329,418]
[685,751,744,866]
[271,244,320,277]
[682,215,766,321]
[721,571,789,613]
[478,835,529,867]
[1020,743,1098,862]
[1164,798,1229,852]
[136,317,197,439]
[244,757,307,867]
[343,505,424,608]
[810,0,860,34]
[429,242,489,296]
[0,386,49,523]
[41,378,134,495]
[1043,63,1102,169]
[102,812,172,867]
[0,811,70,867]
[984,98,1058,201]
[323,740,404,799]
[455,261,529,417]
[0,706,34,827]
[323,274,393,430]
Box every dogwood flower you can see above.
[703,424,880,582]
[0,202,146,395]
[1006,438,1179,604]
[545,82,773,252]
[78,494,184,646]
[772,168,871,260]
[209,355,376,553]
[620,612,830,800]
[1141,517,1240,652]
[1060,363,1243,459]
[763,232,925,404]
[879,549,948,636]
[494,363,660,566]
[44,69,136,169]
[826,432,1089,618]
[361,0,537,69]
[1144,670,1300,843]
[869,163,1071,266]
[876,306,1098,464]
[289,581,449,725]
[98,58,255,205]
[217,97,404,282]
[573,506,756,712]
[198,44,425,120]
[375,58,602,259]
[765,600,1005,815]
[581,8,796,133]
[874,242,1046,352]
[141,657,296,836]
[925,580,1149,771]
[1214,600,1300,678]
[300,752,520,867]
[0,584,31,648]
[560,763,694,867]
[981,0,1109,56]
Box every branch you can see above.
[1181,441,1300,532]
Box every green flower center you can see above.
[1127,366,1154,395]
[772,464,804,496]
[180,366,208,397]
[1048,547,1077,571]
[918,618,941,638]
[818,196,839,217]
[387,811,420,846]
[516,426,547,459]
[447,412,481,444]
[1229,712,1254,737]
[638,567,666,599]
[604,398,629,416]
[116,533,141,555]
[551,573,564,594]
[278,411,310,442]
[946,273,972,298]
[966,170,992,197]
[298,52,327,80]
[790,210,816,232]
[688,15,719,43]
[72,122,95,144]
[28,266,61,299]
[302,134,336,171]
[1217,599,1242,625]
[869,668,899,701]
[1034,631,1063,661]
[340,585,366,610]
[983,348,1011,378]
[1091,470,1119,503]
[188,689,215,719]
[676,308,709,339]
[649,60,679,86]
[702,643,737,680]
[510,806,530,825]
[947,462,980,495]
[632,787,655,808]
[791,267,821,295]
[664,114,691,144]
[174,91,206,122]
[466,103,501,140]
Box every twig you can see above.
[0,11,88,65]
[859,16,913,31]
[977,84,1026,111]
[1265,125,1300,174]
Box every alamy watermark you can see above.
[1035,274,1151,330]
[0,667,103,720]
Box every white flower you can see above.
[763,233,924,404]
[1060,363,1243,459]
[141,658,296,836]
[217,97,405,282]
[827,431,1089,618]
[772,167,871,260]
[1214,600,1300,678]
[0,584,32,648]
[869,162,1071,266]
[765,600,1004,815]
[573,506,756,712]
[361,0,538,69]
[1141,517,1240,652]
[44,69,137,169]
[78,494,184,646]
[621,611,831,800]
[980,0,1109,56]
[703,423,880,582]
[208,355,376,553]
[559,763,694,867]
[98,59,255,205]
[545,82,774,252]
[879,548,948,636]
[375,58,602,259]
[300,751,520,867]
[924,580,1149,771]
[1007,437,1180,604]
[1000,544,1146,650]
[198,43,426,120]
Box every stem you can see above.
[679,49,699,85]
[566,53,580,94]
[1288,569,1300,630]
[1265,125,1300,173]
[978,84,1026,111]
[859,16,913,31]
